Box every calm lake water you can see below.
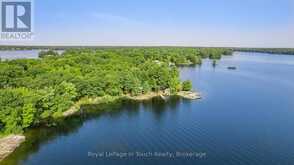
[0,50,40,60]
[0,50,64,60]
[2,52,294,165]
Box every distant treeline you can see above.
[0,46,66,50]
[1,46,294,55]
[0,47,232,135]
[234,48,294,55]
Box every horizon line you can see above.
[0,45,293,49]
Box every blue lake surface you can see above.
[0,50,40,60]
[0,50,64,60]
[2,52,294,165]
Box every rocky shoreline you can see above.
[176,91,201,99]
[127,90,201,101]
[0,135,25,161]
[63,90,201,117]
[63,90,200,117]
[1,90,200,162]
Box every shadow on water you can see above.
[1,96,186,165]
[1,117,85,165]
[141,96,183,120]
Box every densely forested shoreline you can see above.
[0,47,232,136]
[1,45,293,55]
[234,48,294,55]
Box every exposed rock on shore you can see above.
[0,135,25,161]
[63,90,201,118]
[126,91,167,101]
[177,91,201,99]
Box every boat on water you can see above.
[227,66,237,70]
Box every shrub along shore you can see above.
[0,47,232,161]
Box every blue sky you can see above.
[3,0,294,47]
